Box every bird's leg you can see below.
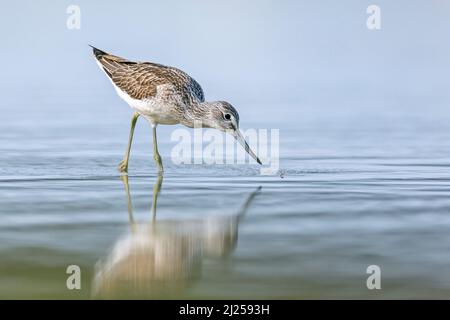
[152,124,164,173]
[118,112,140,173]
[120,175,135,225]
[151,173,163,223]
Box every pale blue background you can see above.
[1,1,450,299]
[2,0,450,108]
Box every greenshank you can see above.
[91,46,262,173]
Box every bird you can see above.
[90,46,262,174]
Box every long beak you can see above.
[233,128,262,165]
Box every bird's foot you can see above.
[118,159,129,173]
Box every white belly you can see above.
[112,82,181,125]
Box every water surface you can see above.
[2,99,450,299]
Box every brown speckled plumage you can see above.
[92,46,204,104]
[91,46,262,170]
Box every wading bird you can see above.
[91,46,261,173]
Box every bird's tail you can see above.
[89,45,131,63]
[89,45,109,60]
[89,45,134,78]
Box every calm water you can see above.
[2,0,450,300]
[1,95,450,299]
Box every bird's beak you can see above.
[233,128,262,165]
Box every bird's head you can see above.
[206,101,262,165]
[208,101,240,131]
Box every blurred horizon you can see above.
[1,0,450,107]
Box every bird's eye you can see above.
[224,113,231,120]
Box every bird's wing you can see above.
[91,46,205,102]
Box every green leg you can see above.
[118,112,140,173]
[120,175,135,225]
[152,125,164,173]
[151,173,163,222]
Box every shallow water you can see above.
[1,97,450,299]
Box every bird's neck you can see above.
[181,102,215,128]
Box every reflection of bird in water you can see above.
[92,175,261,299]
